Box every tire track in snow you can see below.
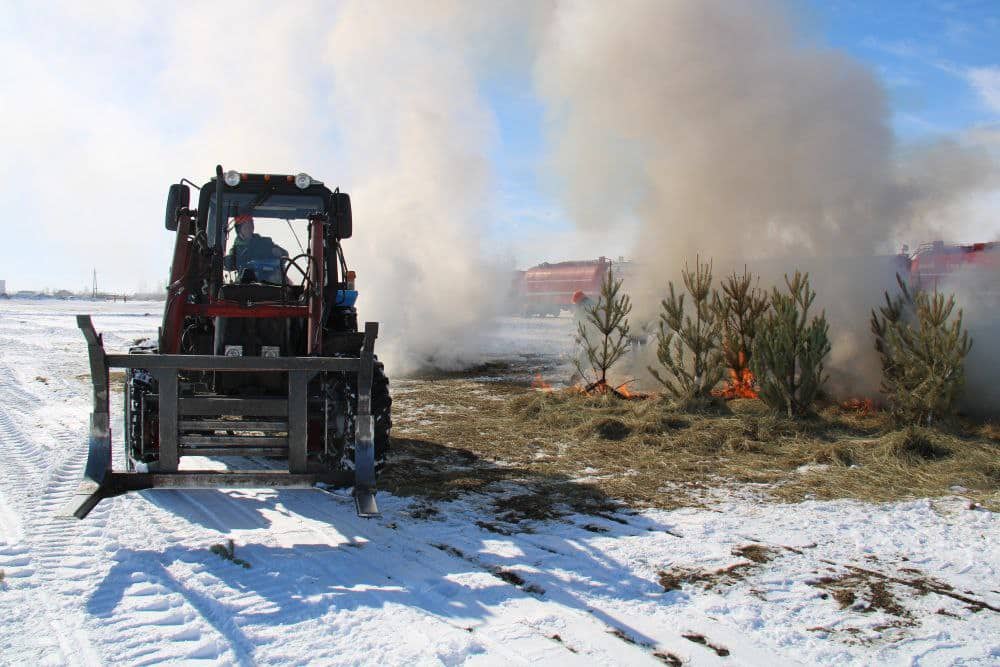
[282,492,774,665]
[2,313,256,665]
[86,493,258,666]
[0,355,246,666]
[127,485,558,663]
[302,493,661,664]
[172,486,658,664]
[0,364,103,665]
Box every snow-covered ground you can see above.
[0,300,997,666]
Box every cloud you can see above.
[0,3,332,291]
[967,66,1000,114]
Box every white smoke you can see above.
[533,0,999,398]
[323,2,542,372]
[945,263,1000,417]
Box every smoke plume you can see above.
[324,2,541,372]
[534,0,998,397]
[947,264,1000,417]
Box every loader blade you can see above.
[60,413,117,519]
[68,315,385,520]
[60,479,108,520]
[353,489,380,517]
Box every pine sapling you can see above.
[712,267,769,397]
[649,257,725,405]
[871,274,971,426]
[751,271,830,417]
[574,268,632,395]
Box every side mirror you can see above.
[165,183,190,231]
[330,192,352,239]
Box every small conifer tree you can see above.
[712,267,769,391]
[574,269,632,392]
[649,257,725,403]
[871,274,971,425]
[751,271,830,417]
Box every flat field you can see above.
[0,299,997,665]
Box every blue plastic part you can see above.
[244,258,283,284]
[336,290,358,307]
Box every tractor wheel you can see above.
[124,367,158,468]
[369,361,392,472]
[325,360,392,474]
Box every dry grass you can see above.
[381,376,1000,514]
[74,370,127,392]
[656,544,779,593]
[732,544,780,564]
[812,572,910,617]
[658,561,758,592]
[209,539,251,569]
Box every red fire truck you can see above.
[908,241,1000,297]
[513,257,620,317]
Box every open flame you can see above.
[531,372,554,391]
[714,351,759,400]
[613,382,649,400]
[531,372,649,400]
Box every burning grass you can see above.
[382,375,1000,513]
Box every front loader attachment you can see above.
[63,315,382,519]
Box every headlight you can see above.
[224,170,241,187]
[294,172,312,189]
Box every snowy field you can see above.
[0,299,997,666]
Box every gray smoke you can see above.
[534,0,999,400]
[948,264,1000,417]
[324,1,543,373]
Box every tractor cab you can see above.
[159,167,358,356]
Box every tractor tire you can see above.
[369,361,392,472]
[326,359,392,474]
[124,366,158,468]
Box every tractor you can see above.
[67,166,391,519]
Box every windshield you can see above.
[223,215,312,286]
[206,191,325,248]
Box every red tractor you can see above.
[69,166,390,519]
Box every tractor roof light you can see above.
[294,172,312,189]
[223,170,241,187]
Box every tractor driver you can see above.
[223,214,288,272]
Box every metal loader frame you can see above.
[64,315,381,519]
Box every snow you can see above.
[0,300,998,665]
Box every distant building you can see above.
[0,279,5,296]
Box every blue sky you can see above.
[485,0,1000,267]
[808,0,999,139]
[0,1,997,293]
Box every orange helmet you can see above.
[234,213,254,226]
[571,290,587,304]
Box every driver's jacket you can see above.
[224,233,287,271]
